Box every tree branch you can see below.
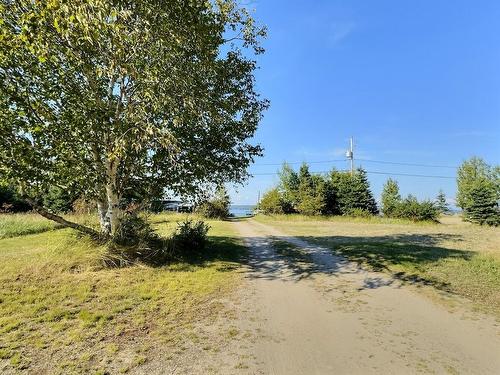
[24,197,102,238]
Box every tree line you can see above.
[258,157,499,225]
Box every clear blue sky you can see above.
[229,0,500,206]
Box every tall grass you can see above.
[255,213,439,226]
[0,213,58,239]
[0,215,245,373]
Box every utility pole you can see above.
[257,190,260,206]
[346,136,354,175]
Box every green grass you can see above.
[254,214,500,317]
[0,213,59,239]
[255,213,440,226]
[0,212,246,374]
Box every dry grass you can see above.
[255,214,500,316]
[0,212,246,374]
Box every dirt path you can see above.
[229,219,500,375]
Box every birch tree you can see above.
[0,0,268,236]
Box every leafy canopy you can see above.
[0,0,268,220]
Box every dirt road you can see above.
[229,219,500,374]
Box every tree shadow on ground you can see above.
[237,231,475,296]
[163,235,248,272]
[296,234,473,292]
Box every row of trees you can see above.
[258,163,448,222]
[380,179,440,221]
[259,157,499,225]
[259,164,378,216]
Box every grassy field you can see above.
[0,212,246,374]
[255,214,500,317]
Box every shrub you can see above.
[42,186,77,213]
[196,187,230,219]
[296,164,325,215]
[393,196,439,222]
[107,213,167,266]
[171,219,210,258]
[258,188,285,214]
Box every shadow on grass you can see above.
[235,230,477,296]
[104,234,249,270]
[297,234,474,291]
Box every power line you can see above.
[356,158,458,169]
[253,158,459,169]
[365,170,455,179]
[251,169,456,179]
[254,159,346,166]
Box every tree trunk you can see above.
[96,198,110,234]
[25,197,100,238]
[105,157,122,236]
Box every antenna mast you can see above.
[346,136,354,175]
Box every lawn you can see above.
[255,214,500,317]
[0,213,246,374]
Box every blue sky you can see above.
[229,0,500,206]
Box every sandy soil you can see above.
[226,219,500,375]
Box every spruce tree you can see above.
[296,164,324,215]
[381,178,401,217]
[330,168,377,215]
[278,163,300,212]
[435,189,449,214]
[465,183,500,226]
[457,158,499,225]
[352,169,378,215]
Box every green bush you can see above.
[196,187,230,219]
[393,196,439,222]
[258,188,285,214]
[345,208,373,218]
[171,219,210,258]
[296,166,325,215]
[330,168,378,216]
[107,213,167,266]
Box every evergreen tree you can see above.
[298,163,313,189]
[329,168,377,215]
[329,170,352,215]
[381,178,401,217]
[277,163,300,212]
[352,169,378,215]
[296,164,324,215]
[464,183,500,226]
[435,189,449,214]
[457,157,500,225]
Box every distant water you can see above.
[229,205,255,217]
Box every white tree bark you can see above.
[97,199,110,234]
[105,157,121,236]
